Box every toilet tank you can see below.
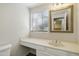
[0,44,12,56]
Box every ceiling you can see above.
[24,3,43,8]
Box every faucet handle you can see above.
[48,39,62,46]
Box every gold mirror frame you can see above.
[49,5,73,33]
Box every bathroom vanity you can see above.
[19,38,79,56]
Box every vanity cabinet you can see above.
[20,38,79,56]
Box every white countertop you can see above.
[20,38,79,54]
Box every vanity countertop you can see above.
[20,38,79,54]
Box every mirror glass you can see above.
[50,5,73,33]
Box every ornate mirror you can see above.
[49,5,73,33]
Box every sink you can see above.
[48,40,63,47]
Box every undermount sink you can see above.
[48,40,63,47]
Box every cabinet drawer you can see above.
[45,47,69,56]
[20,41,45,50]
[37,50,55,56]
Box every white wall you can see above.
[0,3,30,56]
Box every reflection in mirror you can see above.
[31,12,42,31]
[50,5,73,33]
[31,11,48,32]
[53,17,64,31]
[42,11,48,31]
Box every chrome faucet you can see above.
[49,39,61,45]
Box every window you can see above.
[31,11,48,32]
